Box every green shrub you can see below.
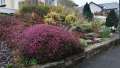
[22,58,38,65]
[45,5,79,27]
[105,10,119,28]
[72,20,104,33]
[49,6,65,14]
[65,14,77,26]
[83,3,93,21]
[80,21,93,32]
[44,12,62,24]
[80,39,88,47]
[91,20,103,33]
[44,6,66,25]
[100,26,111,38]
[44,17,55,24]
[20,4,35,13]
[7,64,13,68]
[35,4,49,17]
[20,4,49,17]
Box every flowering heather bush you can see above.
[0,16,25,47]
[0,16,26,64]
[18,24,84,64]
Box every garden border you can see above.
[29,33,120,68]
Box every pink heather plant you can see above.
[18,24,84,64]
[0,16,26,48]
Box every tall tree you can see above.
[105,10,119,28]
[83,3,93,21]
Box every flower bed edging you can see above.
[85,33,119,58]
[27,33,119,68]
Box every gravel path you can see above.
[0,41,12,68]
[72,46,120,68]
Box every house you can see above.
[0,0,26,9]
[0,0,24,14]
[79,2,119,15]
[89,2,119,15]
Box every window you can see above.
[0,0,5,6]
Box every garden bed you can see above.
[23,33,119,68]
[0,4,119,68]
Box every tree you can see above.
[83,3,93,21]
[105,10,119,28]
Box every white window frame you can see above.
[0,0,5,6]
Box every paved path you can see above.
[72,46,120,68]
[0,41,12,68]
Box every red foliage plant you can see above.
[17,24,84,64]
[0,16,25,47]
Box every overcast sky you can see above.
[73,0,119,6]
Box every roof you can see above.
[89,2,103,8]
[89,2,119,10]
[99,2,119,10]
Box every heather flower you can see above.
[0,16,26,48]
[18,24,84,64]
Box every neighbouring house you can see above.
[79,2,119,16]
[89,2,119,15]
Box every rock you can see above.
[86,40,93,44]
[93,38,102,43]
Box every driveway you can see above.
[72,46,120,68]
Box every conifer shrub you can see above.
[105,10,119,28]
[83,3,93,21]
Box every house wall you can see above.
[89,3,102,14]
[5,0,25,9]
[5,0,14,9]
[0,0,5,6]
